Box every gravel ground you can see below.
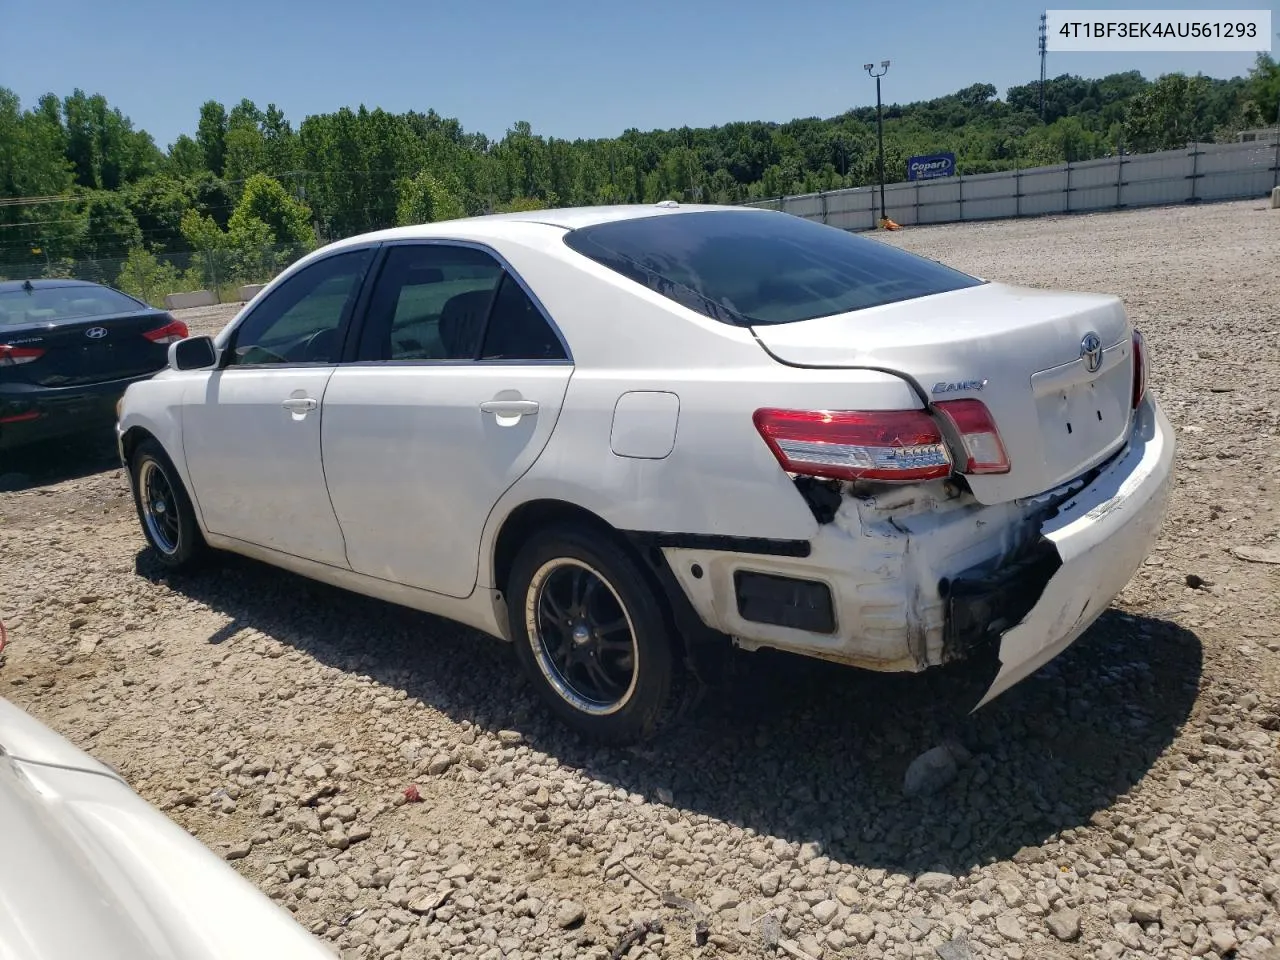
[2,199,1279,960]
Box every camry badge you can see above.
[1080,332,1102,372]
[85,327,109,340]
[931,379,987,395]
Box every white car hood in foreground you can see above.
[0,697,335,960]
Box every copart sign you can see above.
[907,153,956,181]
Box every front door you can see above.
[180,247,376,567]
[322,242,573,597]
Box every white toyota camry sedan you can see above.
[116,203,1175,743]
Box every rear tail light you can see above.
[0,344,45,366]
[752,408,953,483]
[0,410,41,425]
[1131,329,1148,409]
[143,319,189,345]
[933,398,1011,475]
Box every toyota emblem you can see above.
[84,327,109,340]
[1080,332,1102,373]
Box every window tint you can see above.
[562,210,984,326]
[227,249,374,366]
[480,275,567,361]
[0,284,144,324]
[359,245,503,361]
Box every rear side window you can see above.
[356,244,569,363]
[358,245,504,361]
[480,275,567,361]
[562,210,984,326]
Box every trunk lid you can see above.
[0,309,174,387]
[751,281,1136,504]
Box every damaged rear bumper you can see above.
[970,392,1175,707]
[658,393,1175,702]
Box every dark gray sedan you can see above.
[0,279,188,452]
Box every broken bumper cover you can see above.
[973,392,1176,708]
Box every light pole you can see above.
[864,60,890,225]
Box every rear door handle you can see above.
[480,399,539,418]
[282,397,317,412]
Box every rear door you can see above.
[179,247,376,567]
[321,241,573,598]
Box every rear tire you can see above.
[507,525,679,744]
[129,438,206,570]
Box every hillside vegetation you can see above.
[1,58,1276,298]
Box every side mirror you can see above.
[169,336,218,371]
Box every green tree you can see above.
[78,191,143,264]
[225,213,275,282]
[61,90,159,191]
[396,171,465,224]
[496,196,549,213]
[196,100,228,176]
[1246,54,1280,129]
[229,173,315,253]
[1124,73,1212,151]
[180,208,232,288]
[224,125,267,187]
[124,174,198,252]
[166,134,205,178]
[116,246,183,305]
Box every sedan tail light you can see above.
[0,409,42,425]
[142,319,189,345]
[1131,328,1148,409]
[0,344,45,366]
[752,408,953,483]
[932,398,1011,475]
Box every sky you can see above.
[4,0,1277,149]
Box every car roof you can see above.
[450,202,766,230]
[338,202,775,246]
[0,278,106,292]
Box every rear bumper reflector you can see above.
[733,570,836,635]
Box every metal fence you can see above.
[0,243,302,309]
[748,137,1280,230]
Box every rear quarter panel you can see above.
[473,226,923,586]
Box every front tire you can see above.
[129,438,206,570]
[507,525,679,744]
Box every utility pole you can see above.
[1039,13,1048,122]
[1274,34,1279,189]
[864,60,890,225]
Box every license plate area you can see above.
[1033,358,1130,480]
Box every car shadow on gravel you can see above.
[144,551,1203,876]
[0,427,120,491]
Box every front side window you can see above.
[225,248,374,366]
[562,209,985,326]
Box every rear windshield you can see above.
[562,209,984,326]
[0,285,145,325]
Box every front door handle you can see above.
[282,397,317,412]
[480,399,539,418]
